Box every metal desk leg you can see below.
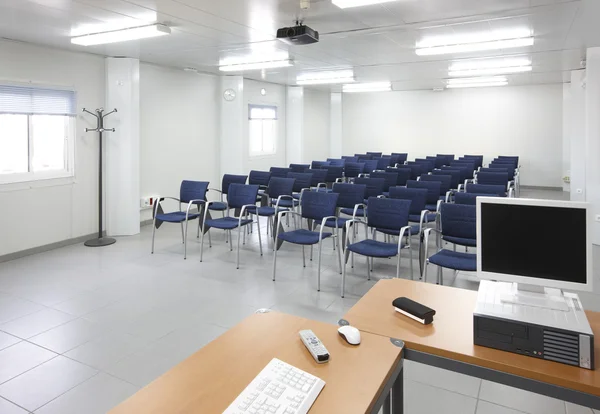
[392,364,404,414]
[383,392,391,414]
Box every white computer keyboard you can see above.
[223,358,326,414]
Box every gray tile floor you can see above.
[0,189,598,413]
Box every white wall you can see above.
[343,84,564,187]
[570,70,587,201]
[0,40,105,256]
[244,80,287,172]
[562,83,571,192]
[140,64,219,222]
[303,89,331,163]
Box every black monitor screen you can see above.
[480,203,587,284]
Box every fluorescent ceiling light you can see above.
[296,70,355,85]
[416,29,533,56]
[219,59,294,72]
[343,82,392,93]
[446,76,508,88]
[449,57,532,77]
[447,81,508,88]
[333,0,398,8]
[71,23,170,46]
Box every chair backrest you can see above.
[287,172,313,193]
[367,197,411,231]
[437,154,455,166]
[386,167,411,186]
[345,162,365,178]
[227,184,259,209]
[389,154,400,166]
[266,177,295,199]
[342,156,359,162]
[454,192,498,205]
[391,153,408,164]
[306,168,327,187]
[497,155,519,165]
[443,165,470,182]
[425,156,444,169]
[419,174,451,195]
[414,158,435,172]
[355,177,385,198]
[270,167,291,178]
[465,183,506,196]
[370,171,398,192]
[367,152,383,157]
[180,180,209,205]
[440,203,476,240]
[323,166,344,183]
[476,171,508,186]
[404,163,425,180]
[332,183,367,209]
[355,153,373,160]
[376,156,392,170]
[450,161,475,178]
[363,160,379,173]
[327,158,346,167]
[389,187,427,215]
[301,191,339,221]
[289,163,310,173]
[433,169,460,189]
[311,160,330,169]
[463,155,484,169]
[406,180,441,204]
[221,174,248,195]
[480,167,512,181]
[248,170,271,187]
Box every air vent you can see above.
[571,297,582,311]
[543,330,579,366]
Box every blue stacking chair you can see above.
[355,176,385,202]
[323,166,344,185]
[391,153,408,164]
[342,156,359,162]
[341,198,413,297]
[327,183,367,227]
[433,169,460,191]
[419,174,452,202]
[476,172,513,196]
[376,157,392,170]
[367,152,383,157]
[345,162,365,178]
[327,158,346,167]
[437,154,455,166]
[208,174,248,214]
[389,187,435,232]
[415,158,435,172]
[407,180,441,212]
[289,163,310,173]
[306,168,328,191]
[463,155,484,170]
[270,167,291,178]
[249,170,271,202]
[200,184,262,269]
[288,172,313,205]
[273,191,341,291]
[311,160,330,169]
[247,177,296,239]
[152,180,209,259]
[386,167,411,186]
[389,154,400,166]
[362,160,379,174]
[454,192,498,205]
[371,171,398,195]
[404,163,425,180]
[465,183,507,196]
[423,204,477,285]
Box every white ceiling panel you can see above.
[0,0,597,90]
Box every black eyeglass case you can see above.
[392,297,436,325]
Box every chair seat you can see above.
[408,213,437,223]
[428,250,477,271]
[340,207,365,217]
[346,239,403,258]
[443,235,477,247]
[377,224,420,236]
[204,216,253,230]
[246,205,288,216]
[155,212,200,223]
[292,193,301,200]
[278,229,332,245]
[324,217,349,228]
[425,204,438,211]
[208,201,227,211]
[273,199,299,208]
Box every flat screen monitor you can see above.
[476,197,592,292]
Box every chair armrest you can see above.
[358,173,368,178]
[185,199,206,217]
[316,183,328,191]
[457,184,464,192]
[436,199,444,213]
[353,203,367,221]
[397,226,411,254]
[377,195,386,198]
[335,177,345,183]
[423,227,442,262]
[508,188,515,198]
[445,190,452,203]
[239,203,259,217]
[344,218,369,248]
[207,188,223,193]
[319,215,339,232]
[276,210,302,221]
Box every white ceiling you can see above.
[0,0,595,90]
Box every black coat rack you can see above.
[83,107,118,247]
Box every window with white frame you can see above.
[249,104,277,156]
[0,84,76,184]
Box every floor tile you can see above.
[479,380,566,414]
[404,379,478,414]
[28,318,109,354]
[565,402,594,414]
[51,290,120,317]
[0,341,56,384]
[0,331,20,351]
[404,360,481,398]
[64,331,148,370]
[0,397,28,414]
[477,401,529,414]
[0,308,76,339]
[0,356,97,411]
[35,373,138,414]
[0,295,44,325]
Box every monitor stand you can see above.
[499,283,570,312]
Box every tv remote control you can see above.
[299,330,330,363]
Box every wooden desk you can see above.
[109,311,403,414]
[343,279,600,409]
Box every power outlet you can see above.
[596,215,600,223]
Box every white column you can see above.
[330,92,343,158]
[570,70,586,202]
[105,57,140,236]
[585,48,600,245]
[286,86,304,164]
[562,84,571,193]
[220,76,245,177]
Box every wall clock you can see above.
[223,88,236,101]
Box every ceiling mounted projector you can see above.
[277,23,319,45]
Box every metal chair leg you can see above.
[342,249,350,298]
[256,215,263,256]
[151,215,157,254]
[336,233,342,275]
[208,227,212,248]
[236,226,242,269]
[180,222,184,244]
[184,219,189,260]
[423,261,429,283]
[437,266,443,285]
[302,246,306,267]
[409,238,414,280]
[396,251,401,279]
[317,238,323,292]
[229,230,233,252]
[197,218,201,239]
[200,227,207,262]
[273,218,282,281]
[367,255,371,281]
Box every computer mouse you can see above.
[338,325,361,345]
